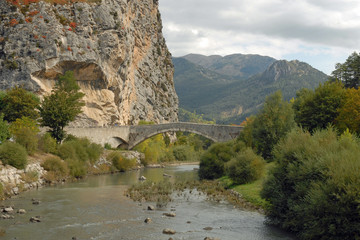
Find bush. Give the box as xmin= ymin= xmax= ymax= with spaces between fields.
xmin=198 ymin=141 xmax=239 ymax=180
xmin=9 ymin=117 xmax=39 ymax=155
xmin=226 ymin=148 xmax=265 ymax=184
xmin=172 ymin=145 xmax=196 ymax=162
xmin=41 ymin=156 xmax=68 ymax=182
xmin=261 ymin=128 xmax=360 ymax=239
xmin=38 ymin=133 xmax=57 ymax=154
xmin=67 ymin=159 xmax=87 ymax=178
xmin=0 ymin=142 xmax=27 ymax=169
xmin=107 ymin=151 xmax=136 ymax=172
xmin=57 ymin=137 xmax=103 ymax=163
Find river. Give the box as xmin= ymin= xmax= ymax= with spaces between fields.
xmin=0 ymin=165 xmax=296 ymax=240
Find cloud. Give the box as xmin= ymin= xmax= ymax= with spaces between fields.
xmin=159 ymin=0 xmax=360 ymax=73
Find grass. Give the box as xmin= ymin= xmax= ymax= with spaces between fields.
xmin=231 ymin=162 xmax=274 ymax=209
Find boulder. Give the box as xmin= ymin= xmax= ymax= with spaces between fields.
xmin=144 ymin=217 xmax=152 ymax=223
xmin=17 ymin=209 xmax=26 ymax=214
xmin=163 ymin=212 xmax=176 ymax=217
xmin=3 ymin=207 xmax=13 ymax=213
xmin=30 ymin=216 xmax=41 ymax=223
xmin=162 ymin=228 xmax=176 ymax=235
xmin=1 ymin=214 xmax=14 ymax=219
xmin=147 ymin=205 xmax=155 ymax=211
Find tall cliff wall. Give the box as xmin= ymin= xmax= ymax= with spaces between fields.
xmin=0 ymin=0 xmax=178 ymax=126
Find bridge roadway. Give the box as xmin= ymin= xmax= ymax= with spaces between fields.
xmin=66 ymin=122 xmax=243 ymax=149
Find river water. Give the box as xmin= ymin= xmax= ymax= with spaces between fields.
xmin=0 ymin=165 xmax=296 ymax=240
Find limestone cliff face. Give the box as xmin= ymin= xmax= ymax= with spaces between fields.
xmin=0 ymin=0 xmax=178 ymax=126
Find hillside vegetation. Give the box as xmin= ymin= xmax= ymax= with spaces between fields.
xmin=174 ymin=54 xmax=328 ymax=124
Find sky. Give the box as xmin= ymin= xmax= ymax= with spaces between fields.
xmin=158 ymin=0 xmax=360 ymax=74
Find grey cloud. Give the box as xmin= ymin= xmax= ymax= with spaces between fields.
xmin=160 ymin=0 xmax=360 ymax=49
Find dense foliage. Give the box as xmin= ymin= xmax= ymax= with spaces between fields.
xmin=9 ymin=117 xmax=39 ymax=154
xmin=225 ymin=148 xmax=265 ymax=185
xmin=174 ymin=56 xmax=327 ymax=123
xmin=0 ymin=114 xmax=10 ymax=143
xmin=0 ymin=142 xmax=27 ymax=169
xmin=0 ymin=86 xmax=40 ymax=122
xmin=198 ymin=141 xmax=237 ymax=180
xmin=330 ymin=51 xmax=360 ymax=89
xmin=41 ymin=156 xmax=69 ymax=182
xmin=39 ymin=71 xmax=84 ymax=142
xmin=261 ymin=128 xmax=360 ymax=239
xmin=240 ymin=91 xmax=295 ymax=160
xmin=107 ymin=151 xmax=136 ymax=172
xmin=293 ymin=81 xmax=346 ymax=133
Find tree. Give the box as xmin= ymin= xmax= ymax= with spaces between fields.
xmin=39 ymin=71 xmax=84 ymax=142
xmin=0 ymin=86 xmax=40 ymax=122
xmin=293 ymin=81 xmax=346 ymax=133
xmin=336 ymin=87 xmax=360 ymax=134
xmin=0 ymin=114 xmax=10 ymax=143
xmin=240 ymin=91 xmax=295 ymax=160
xmin=330 ymin=51 xmax=360 ymax=88
xmin=261 ymin=128 xmax=360 ymax=239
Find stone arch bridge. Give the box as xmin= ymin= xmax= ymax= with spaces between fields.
xmin=66 ymin=122 xmax=243 ymax=149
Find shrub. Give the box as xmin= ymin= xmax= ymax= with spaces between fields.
xmin=41 ymin=156 xmax=68 ymax=182
xmin=38 ymin=133 xmax=57 ymax=154
xmin=0 ymin=142 xmax=27 ymax=169
xmin=198 ymin=141 xmax=238 ymax=180
xmin=261 ymin=128 xmax=360 ymax=239
xmin=66 ymin=159 xmax=86 ymax=178
xmin=107 ymin=151 xmax=136 ymax=172
xmin=104 ymin=143 xmax=112 ymax=150
xmin=225 ymin=148 xmax=265 ymax=184
xmin=9 ymin=117 xmax=39 ymax=155
xmin=21 ymin=170 xmax=39 ymax=183
xmin=57 ymin=137 xmax=102 ymax=163
xmin=172 ymin=145 xmax=194 ymax=162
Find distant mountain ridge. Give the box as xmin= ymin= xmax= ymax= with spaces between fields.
xmin=182 ymin=53 xmax=276 ymax=79
xmin=173 ymin=54 xmax=328 ymax=124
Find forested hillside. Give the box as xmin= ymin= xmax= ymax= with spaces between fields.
xmin=174 ymin=54 xmax=328 ymax=124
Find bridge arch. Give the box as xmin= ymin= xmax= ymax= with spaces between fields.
xmin=129 ymin=128 xmax=218 ymax=149
xmin=107 ymin=136 xmax=129 ymax=149
xmin=128 ymin=123 xmax=242 ymax=149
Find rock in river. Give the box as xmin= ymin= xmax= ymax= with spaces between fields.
xmin=163 ymin=212 xmax=176 ymax=217
xmin=162 ymin=228 xmax=176 ymax=235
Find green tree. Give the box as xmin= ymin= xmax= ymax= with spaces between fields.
xmin=39 ymin=71 xmax=84 ymax=142
xmin=240 ymin=91 xmax=295 ymax=160
xmin=261 ymin=128 xmax=360 ymax=239
xmin=293 ymin=81 xmax=346 ymax=133
xmin=0 ymin=86 xmax=40 ymax=122
xmin=330 ymin=51 xmax=360 ymax=88
xmin=335 ymin=87 xmax=360 ymax=134
xmin=0 ymin=114 xmax=10 ymax=143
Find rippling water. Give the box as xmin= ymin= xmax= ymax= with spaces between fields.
xmin=0 ymin=165 xmax=296 ymax=240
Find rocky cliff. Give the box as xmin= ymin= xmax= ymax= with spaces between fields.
xmin=0 ymin=0 xmax=178 ymax=126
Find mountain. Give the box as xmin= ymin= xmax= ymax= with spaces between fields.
xmin=174 ymin=55 xmax=328 ymax=124
xmin=182 ymin=53 xmax=276 ymax=79
xmin=0 ymin=0 xmax=178 ymax=126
